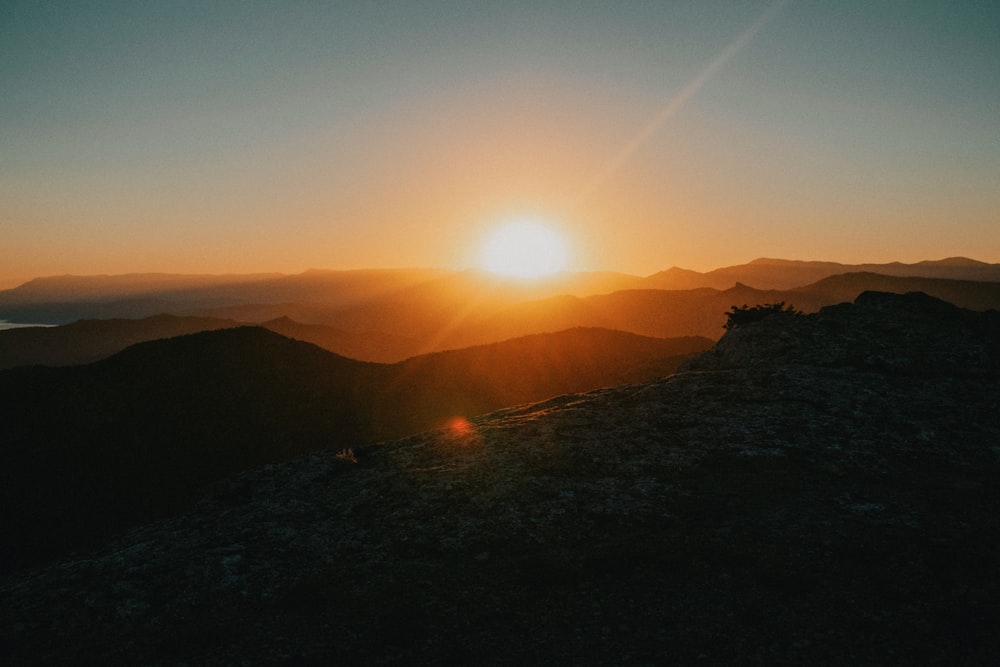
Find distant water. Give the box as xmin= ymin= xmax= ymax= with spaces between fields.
xmin=0 ymin=320 xmax=57 ymax=330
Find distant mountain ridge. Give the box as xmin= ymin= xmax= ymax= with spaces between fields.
xmin=786 ymin=272 xmax=1000 ymax=312
xmin=2 ymin=258 xmax=998 ymax=326
xmin=643 ymin=256 xmax=1000 ymax=290
xmin=3 ymin=269 xmax=999 ymax=369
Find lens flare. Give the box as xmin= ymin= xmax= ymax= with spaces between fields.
xmin=445 ymin=416 xmax=475 ymax=436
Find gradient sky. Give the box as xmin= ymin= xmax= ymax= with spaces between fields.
xmin=2 ymin=1 xmax=998 ymax=287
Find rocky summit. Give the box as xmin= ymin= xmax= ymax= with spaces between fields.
xmin=2 ymin=292 xmax=999 ymax=665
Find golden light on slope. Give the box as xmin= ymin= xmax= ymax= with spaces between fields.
xmin=477 ymin=220 xmax=570 ymax=279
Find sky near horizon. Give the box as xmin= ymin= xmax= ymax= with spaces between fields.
xmin=2 ymin=1 xmax=998 ymax=288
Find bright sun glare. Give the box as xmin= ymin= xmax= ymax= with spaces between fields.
xmin=478 ymin=220 xmax=569 ymax=279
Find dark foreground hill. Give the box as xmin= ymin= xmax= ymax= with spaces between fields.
xmin=2 ymin=292 xmax=998 ymax=665
xmin=0 ymin=326 xmax=707 ymax=572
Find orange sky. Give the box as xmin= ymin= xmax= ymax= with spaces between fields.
xmin=2 ymin=2 xmax=998 ymax=288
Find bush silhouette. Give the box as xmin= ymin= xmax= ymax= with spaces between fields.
xmin=724 ymin=302 xmax=802 ymax=330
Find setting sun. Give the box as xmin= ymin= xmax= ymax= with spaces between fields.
xmin=478 ymin=220 xmax=570 ymax=279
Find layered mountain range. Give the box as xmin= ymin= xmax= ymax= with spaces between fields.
xmin=3 ymin=257 xmax=1000 ymax=368
xmin=2 ymin=291 xmax=997 ymax=665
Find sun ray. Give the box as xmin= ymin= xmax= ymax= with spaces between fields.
xmin=572 ymin=0 xmax=789 ymax=206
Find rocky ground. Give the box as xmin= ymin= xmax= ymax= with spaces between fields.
xmin=2 ymin=291 xmax=999 ymax=665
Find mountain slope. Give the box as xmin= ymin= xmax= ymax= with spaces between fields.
xmin=0 ymin=328 xmax=380 ymax=572
xmin=375 ymin=328 xmax=710 ymax=439
xmin=0 ymin=326 xmax=708 ymax=572
xmin=259 ymin=315 xmax=421 ymax=362
xmin=2 ymin=292 xmax=997 ymax=664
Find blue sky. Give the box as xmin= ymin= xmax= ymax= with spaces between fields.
xmin=2 ymin=1 xmax=998 ymax=285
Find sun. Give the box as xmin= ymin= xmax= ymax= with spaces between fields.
xmin=477 ymin=220 xmax=569 ymax=279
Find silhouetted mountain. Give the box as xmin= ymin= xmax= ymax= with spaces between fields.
xmin=0 ymin=268 xmax=447 ymax=324
xmin=259 ymin=315 xmax=422 ymax=363
xmin=0 ymin=268 xmax=635 ymax=325
xmin=372 ymin=329 xmax=711 ymax=439
xmin=787 ymin=271 xmax=1000 ymax=311
xmin=0 ymin=272 xmax=282 ymax=303
xmin=454 ymin=274 xmax=1000 ymax=344
xmin=2 ymin=292 xmax=996 ymax=664
xmin=0 ymin=314 xmax=242 ymax=369
xmin=5 ymin=272 xmax=1000 ymax=369
xmin=447 ymin=283 xmax=807 ymax=344
xmin=642 ymin=256 xmax=1000 ymax=290
xmin=0 ymin=313 xmax=422 ymax=369
xmin=197 ymin=271 xmax=1000 ymax=351
xmin=0 ymin=326 xmax=708 ymax=571
xmin=5 ymin=259 xmax=997 ymax=327
xmin=206 ymin=269 xmax=646 ymax=338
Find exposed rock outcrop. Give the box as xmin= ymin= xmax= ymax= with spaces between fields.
xmin=2 ymin=292 xmax=998 ymax=665
xmin=685 ymin=290 xmax=1000 ymax=376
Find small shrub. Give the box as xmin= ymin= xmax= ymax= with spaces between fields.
xmin=724 ymin=302 xmax=802 ymax=330
xmin=335 ymin=448 xmax=358 ymax=463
